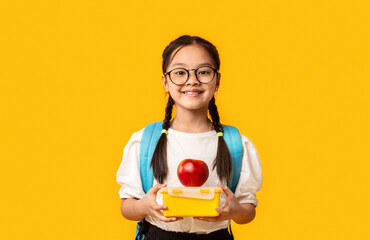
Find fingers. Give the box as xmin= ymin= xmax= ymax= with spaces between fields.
xmin=195 ymin=209 xmax=229 ymax=222
xmin=146 ymin=184 xmax=184 ymax=222
xmin=217 ymin=206 xmax=230 ymax=217
xmin=152 ymin=205 xmax=167 ymax=211
xmin=149 ymin=204 xmax=183 ymax=222
xmin=149 ymin=183 xmax=167 ymax=194
xmin=194 ymin=185 xmax=234 ymax=222
xmin=218 ymin=184 xmax=233 ymax=197
xmin=194 ymin=205 xmax=230 ymax=222
xmin=215 ymin=207 xmax=223 ymax=213
xmin=152 ymin=209 xmax=183 ymax=222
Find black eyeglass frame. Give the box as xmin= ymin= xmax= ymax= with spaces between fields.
xmin=164 ymin=66 xmax=219 ymax=86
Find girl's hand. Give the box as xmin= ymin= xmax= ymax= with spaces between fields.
xmin=139 ymin=184 xmax=183 ymax=222
xmin=194 ymin=184 xmax=255 ymax=223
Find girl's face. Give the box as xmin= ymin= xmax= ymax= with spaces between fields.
xmin=162 ymin=44 xmax=220 ymax=113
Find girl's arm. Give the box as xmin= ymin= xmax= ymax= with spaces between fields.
xmin=195 ymin=184 xmax=256 ymax=224
xmin=121 ymin=184 xmax=183 ymax=222
xmin=228 ymin=203 xmax=256 ymax=224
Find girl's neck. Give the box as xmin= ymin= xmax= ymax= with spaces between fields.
xmin=170 ymin=107 xmax=213 ymax=133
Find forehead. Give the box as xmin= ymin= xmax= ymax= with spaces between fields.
xmin=169 ymin=44 xmax=213 ymax=68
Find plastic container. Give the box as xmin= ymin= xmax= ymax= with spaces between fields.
xmin=159 ymin=187 xmax=222 ymax=217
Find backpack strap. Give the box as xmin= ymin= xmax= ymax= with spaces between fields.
xmin=223 ymin=125 xmax=243 ymax=193
xmin=136 ymin=121 xmax=163 ymax=240
xmin=139 ymin=121 xmax=163 ymax=193
xmin=135 ymin=219 xmax=149 ymax=240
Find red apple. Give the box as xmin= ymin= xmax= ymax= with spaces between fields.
xmin=177 ymin=159 xmax=209 ymax=187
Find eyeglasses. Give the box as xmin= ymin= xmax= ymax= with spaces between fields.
xmin=164 ymin=66 xmax=218 ymax=86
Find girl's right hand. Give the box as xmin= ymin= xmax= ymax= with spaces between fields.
xmin=138 ymin=184 xmax=183 ymax=222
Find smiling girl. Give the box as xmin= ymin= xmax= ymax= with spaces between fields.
xmin=116 ymin=35 xmax=262 ymax=240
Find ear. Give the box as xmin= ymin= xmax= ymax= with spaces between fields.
xmin=162 ymin=74 xmax=169 ymax=92
xmin=215 ymin=72 xmax=221 ymax=91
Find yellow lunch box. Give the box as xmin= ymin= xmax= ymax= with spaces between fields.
xmin=159 ymin=187 xmax=222 ymax=217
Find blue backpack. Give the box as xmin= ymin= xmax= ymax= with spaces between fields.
xmin=135 ymin=121 xmax=243 ymax=240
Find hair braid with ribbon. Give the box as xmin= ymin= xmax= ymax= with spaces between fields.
xmin=208 ymin=96 xmax=232 ymax=182
xmin=150 ymin=95 xmax=174 ymax=183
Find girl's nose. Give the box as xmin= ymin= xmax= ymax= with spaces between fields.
xmin=186 ymin=71 xmax=200 ymax=85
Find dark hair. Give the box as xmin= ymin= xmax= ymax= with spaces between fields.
xmin=150 ymin=35 xmax=232 ymax=184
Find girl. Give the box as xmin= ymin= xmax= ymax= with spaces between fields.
xmin=116 ymin=35 xmax=262 ymax=240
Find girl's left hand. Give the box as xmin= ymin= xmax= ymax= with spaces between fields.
xmin=194 ymin=184 xmax=245 ymax=222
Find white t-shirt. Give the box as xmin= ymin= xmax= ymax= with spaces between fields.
xmin=116 ymin=127 xmax=262 ymax=234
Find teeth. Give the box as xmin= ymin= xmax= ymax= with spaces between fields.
xmin=184 ymin=92 xmax=201 ymax=94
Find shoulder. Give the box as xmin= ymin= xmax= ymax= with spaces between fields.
xmin=239 ymin=134 xmax=261 ymax=170
xmin=126 ymin=128 xmax=144 ymax=143
xmin=126 ymin=121 xmax=163 ymax=144
xmin=222 ymin=124 xmax=258 ymax=150
xmin=240 ymin=134 xmax=258 ymax=153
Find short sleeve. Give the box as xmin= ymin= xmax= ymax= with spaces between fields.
xmin=116 ymin=129 xmax=146 ymax=199
xmin=234 ymin=134 xmax=263 ymax=207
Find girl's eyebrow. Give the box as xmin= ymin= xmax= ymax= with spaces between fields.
xmin=171 ymin=62 xmax=213 ymax=68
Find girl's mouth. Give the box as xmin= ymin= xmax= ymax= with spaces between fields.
xmin=182 ymin=91 xmax=203 ymax=96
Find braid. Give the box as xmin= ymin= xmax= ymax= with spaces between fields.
xmin=150 ymin=95 xmax=174 ymax=183
xmin=208 ymin=96 xmax=223 ymax=133
xmin=208 ymin=96 xmax=232 ymax=182
xmin=162 ymin=95 xmax=174 ymax=130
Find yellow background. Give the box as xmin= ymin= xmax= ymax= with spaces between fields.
xmin=1 ymin=0 xmax=369 ymax=239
